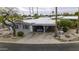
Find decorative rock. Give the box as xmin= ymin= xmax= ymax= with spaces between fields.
xmin=11 ymin=37 xmax=17 ymax=39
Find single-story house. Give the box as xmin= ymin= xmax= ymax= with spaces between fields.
xmin=16 ymin=17 xmax=59 ymax=32
xmin=22 ymin=17 xmax=59 ymax=32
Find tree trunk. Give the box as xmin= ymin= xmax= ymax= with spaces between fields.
xmin=3 ymin=16 xmax=16 ymax=37
xmin=8 ymin=19 xmax=16 ymax=37
xmin=12 ymin=26 xmax=16 ymax=36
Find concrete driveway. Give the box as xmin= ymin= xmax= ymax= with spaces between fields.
xmin=15 ymin=32 xmax=60 ymax=44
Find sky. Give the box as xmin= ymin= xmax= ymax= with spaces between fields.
xmin=17 ymin=7 xmax=78 ymax=15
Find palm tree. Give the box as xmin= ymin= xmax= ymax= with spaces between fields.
xmin=54 ymin=7 xmax=59 ymax=37
xmin=37 ymin=7 xmax=38 ymax=15
xmin=29 ymin=7 xmax=31 ymax=16
xmin=76 ymin=7 xmax=79 ymax=34
xmin=32 ymin=7 xmax=34 ymax=16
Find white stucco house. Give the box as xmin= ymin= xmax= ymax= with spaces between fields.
xmin=21 ymin=17 xmax=59 ymax=32
xmin=9 ymin=17 xmax=58 ymax=32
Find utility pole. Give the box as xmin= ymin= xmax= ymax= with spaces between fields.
xmin=76 ymin=7 xmax=79 ymax=34
xmin=54 ymin=7 xmax=59 ymax=37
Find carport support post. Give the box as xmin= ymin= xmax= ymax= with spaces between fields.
xmin=43 ymin=26 xmax=46 ymax=32
xmin=30 ymin=25 xmax=33 ymax=32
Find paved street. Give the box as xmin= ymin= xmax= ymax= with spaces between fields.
xmin=0 ymin=43 xmax=79 ymax=51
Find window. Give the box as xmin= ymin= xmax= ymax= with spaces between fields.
xmin=15 ymin=24 xmax=19 ymax=29
xmin=23 ymin=24 xmax=29 ymax=29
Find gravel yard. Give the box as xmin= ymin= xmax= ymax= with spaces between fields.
xmin=0 ymin=29 xmax=79 ymax=44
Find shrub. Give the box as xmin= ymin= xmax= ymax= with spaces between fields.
xmin=17 ymin=31 xmax=24 ymax=37
xmin=33 ymin=14 xmax=40 ymax=19
xmin=65 ymin=34 xmax=70 ymax=38
xmin=57 ymin=19 xmax=78 ymax=29
xmin=70 ymin=21 xmax=77 ymax=28
xmin=59 ymin=19 xmax=73 ymax=28
xmin=62 ymin=27 xmax=69 ymax=32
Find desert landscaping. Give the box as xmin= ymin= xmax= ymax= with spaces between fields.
xmin=0 ymin=7 xmax=79 ymax=44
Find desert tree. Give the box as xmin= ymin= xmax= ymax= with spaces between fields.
xmin=0 ymin=7 xmax=20 ymax=36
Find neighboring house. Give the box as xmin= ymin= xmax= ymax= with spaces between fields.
xmin=61 ymin=16 xmax=78 ymax=20
xmin=51 ymin=16 xmax=63 ymax=19
xmin=51 ymin=16 xmax=78 ymax=20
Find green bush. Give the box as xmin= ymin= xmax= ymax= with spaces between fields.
xmin=58 ymin=19 xmax=73 ymax=28
xmin=57 ymin=19 xmax=78 ymax=29
xmin=62 ymin=27 xmax=69 ymax=32
xmin=57 ymin=19 xmax=74 ymax=32
xmin=17 ymin=31 xmax=24 ymax=37
xmin=33 ymin=14 xmax=40 ymax=19
xmin=0 ymin=16 xmax=4 ymax=23
xmin=70 ymin=21 xmax=77 ymax=28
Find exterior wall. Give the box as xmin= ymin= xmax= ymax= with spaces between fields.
xmin=14 ymin=22 xmax=31 ymax=32
xmin=14 ymin=22 xmax=55 ymax=32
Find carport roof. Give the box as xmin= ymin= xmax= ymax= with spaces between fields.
xmin=22 ymin=17 xmax=59 ymax=26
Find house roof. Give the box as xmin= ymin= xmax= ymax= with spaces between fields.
xmin=51 ymin=16 xmax=63 ymax=19
xmin=22 ymin=16 xmax=78 ymax=26
xmin=51 ymin=16 xmax=78 ymax=20
xmin=61 ymin=16 xmax=78 ymax=20
xmin=22 ymin=17 xmax=59 ymax=26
